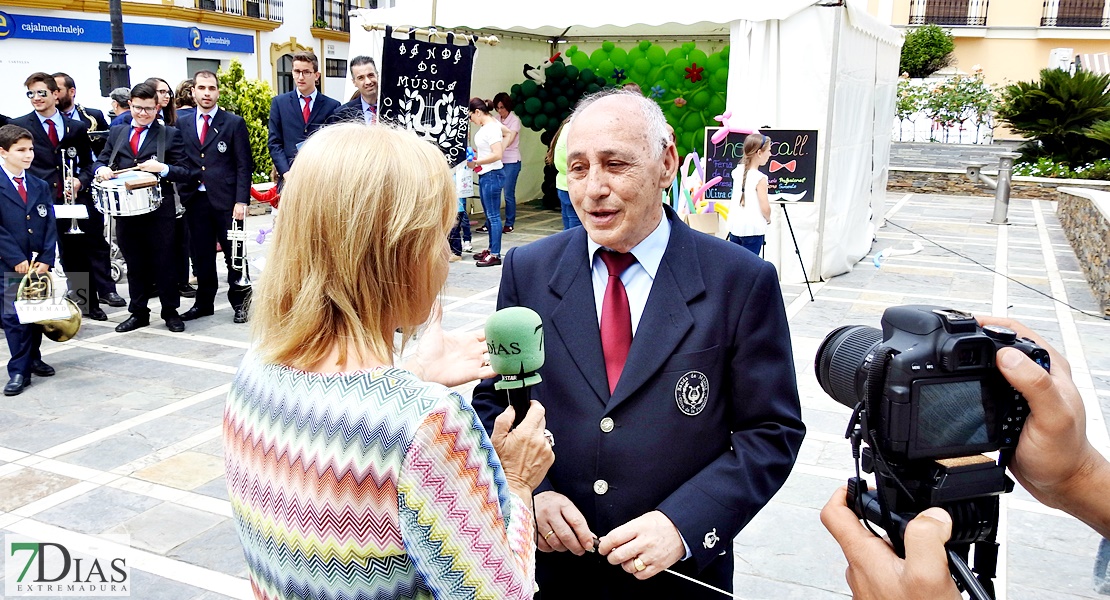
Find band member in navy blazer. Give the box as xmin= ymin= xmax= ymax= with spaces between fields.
xmin=0 ymin=125 xmax=59 ymax=396
xmin=12 ymin=72 xmax=112 ymax=322
xmin=472 ymin=91 xmax=805 ymax=598
xmin=176 ymin=70 xmax=254 ymax=324
xmin=267 ymin=51 xmax=339 ymax=184
xmin=93 ymin=83 xmax=197 ymax=334
xmin=325 ymin=56 xmax=378 ymax=125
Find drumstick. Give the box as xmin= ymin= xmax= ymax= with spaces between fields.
xmin=112 ymin=166 xmax=142 ymax=175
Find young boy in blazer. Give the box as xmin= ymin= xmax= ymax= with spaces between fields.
xmin=0 ymin=124 xmax=59 ymax=396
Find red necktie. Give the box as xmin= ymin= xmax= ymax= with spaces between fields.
xmin=45 ymin=119 xmax=59 ymax=147
xmin=301 ymin=96 xmax=311 ymax=124
xmin=130 ymin=126 xmax=145 ymax=156
xmin=200 ymin=114 xmax=210 ymax=145
xmin=14 ymin=177 xmax=27 ymax=204
xmin=599 ymin=250 xmax=637 ymax=395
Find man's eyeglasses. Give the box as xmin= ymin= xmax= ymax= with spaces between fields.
xmin=131 ymin=106 xmax=159 ymax=114
xmin=25 ymin=90 xmax=51 ymax=98
xmin=292 ymin=69 xmax=316 ymax=77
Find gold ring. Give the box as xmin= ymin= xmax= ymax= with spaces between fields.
xmin=633 ymin=557 xmax=646 ymax=572
xmin=543 ymin=530 xmax=556 ymax=541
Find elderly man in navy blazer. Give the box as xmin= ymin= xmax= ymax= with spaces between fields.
xmin=267 ymin=51 xmax=339 ymax=184
xmin=176 ymin=70 xmax=254 ymax=324
xmin=472 ymin=90 xmax=805 ymax=598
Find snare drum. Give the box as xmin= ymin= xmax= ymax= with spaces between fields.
xmin=92 ymin=173 xmax=163 ymax=217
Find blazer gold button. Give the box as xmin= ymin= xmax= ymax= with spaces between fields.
xmin=26 ymin=215 xmax=30 ymax=220
xmin=200 ymin=153 xmax=205 ymax=158
xmin=593 ymin=480 xmax=608 ymax=495
xmin=600 ymin=417 xmax=614 ymax=433
xmin=27 ymin=228 xmax=33 ymax=233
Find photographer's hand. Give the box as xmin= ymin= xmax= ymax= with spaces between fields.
xmin=978 ymin=316 xmax=1110 ymax=539
xmin=821 ymin=487 xmax=961 ymax=600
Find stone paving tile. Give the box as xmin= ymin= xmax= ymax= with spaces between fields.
xmin=104 ymin=332 xmax=246 ymax=366
xmin=0 ymin=467 xmax=79 ymax=512
xmin=56 ymin=435 xmax=163 ymax=472
xmin=190 ymin=436 xmax=225 ymax=458
xmin=0 ymin=420 xmax=96 ymax=453
xmin=194 ymin=475 xmax=229 ymax=500
xmin=128 ymin=568 xmax=212 ymax=600
xmin=34 ymin=486 xmax=162 ymax=534
xmin=734 ymin=500 xmax=848 ymax=596
xmin=168 ymin=520 xmax=249 ymax=577
xmin=107 ymin=503 xmax=224 ymax=555
xmin=125 ymin=415 xmax=221 ymax=452
xmin=132 ymin=452 xmax=225 ymax=491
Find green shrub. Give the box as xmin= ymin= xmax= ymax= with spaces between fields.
xmin=1012 ymin=156 xmax=1110 ymax=181
xmin=217 ymin=60 xmax=275 ymax=183
xmin=899 ymin=25 xmax=955 ymax=79
xmin=997 ymin=68 xmax=1110 ymax=166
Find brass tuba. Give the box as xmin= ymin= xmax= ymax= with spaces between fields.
xmin=16 ymin=270 xmax=82 ymax=342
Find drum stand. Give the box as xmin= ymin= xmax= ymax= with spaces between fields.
xmin=104 ymin=215 xmax=126 ymax=283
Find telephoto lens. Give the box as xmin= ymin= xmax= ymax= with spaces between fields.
xmin=814 ymin=325 xmax=883 ymax=410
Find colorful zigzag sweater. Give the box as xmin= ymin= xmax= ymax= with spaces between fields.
xmin=224 ymin=354 xmax=536 ymax=599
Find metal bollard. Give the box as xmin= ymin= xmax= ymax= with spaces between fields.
xmin=989 ymin=152 xmax=1021 ymax=225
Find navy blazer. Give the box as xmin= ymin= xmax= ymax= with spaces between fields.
xmin=10 ymin=112 xmax=94 ymax=201
xmin=0 ymin=172 xmax=57 ymax=272
xmin=472 ymin=206 xmax=805 ymax=597
xmin=325 ymin=97 xmax=369 ymax=125
xmin=177 ymin=108 xmax=254 ymax=212
xmin=267 ymin=90 xmax=340 ymax=176
xmin=92 ymin=121 xmax=197 ymax=219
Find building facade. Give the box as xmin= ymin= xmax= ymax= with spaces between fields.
xmin=0 ymin=0 xmax=384 ymax=118
xmin=867 ymin=0 xmax=1110 ymax=85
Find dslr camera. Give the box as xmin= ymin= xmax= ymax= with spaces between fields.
xmin=815 ymin=306 xmax=1049 ymax=597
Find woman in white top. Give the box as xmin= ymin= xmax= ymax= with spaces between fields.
xmin=467 ymin=98 xmax=505 ymax=267
xmin=726 ymin=133 xmax=772 ymax=255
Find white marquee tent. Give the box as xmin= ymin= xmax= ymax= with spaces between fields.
xmin=349 ymin=0 xmax=903 ymax=282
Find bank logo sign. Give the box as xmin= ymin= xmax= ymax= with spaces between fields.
xmin=5 ymin=534 xmax=130 ymax=596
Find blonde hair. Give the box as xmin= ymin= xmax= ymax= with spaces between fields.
xmin=738 ymin=133 xmax=770 ymax=207
xmin=251 ymin=123 xmax=455 ymax=370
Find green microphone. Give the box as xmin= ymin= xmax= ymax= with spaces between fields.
xmin=485 ymin=306 xmax=545 ymax=426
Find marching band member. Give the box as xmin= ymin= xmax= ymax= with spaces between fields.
xmin=177 ymin=70 xmax=254 ymax=324
xmin=11 ymin=72 xmax=107 ymax=321
xmin=53 ymin=72 xmax=126 ymax=310
xmin=267 ymin=51 xmax=338 ymax=187
xmin=327 ymin=55 xmax=378 ymax=124
xmin=0 ymin=124 xmax=58 ymax=396
xmin=93 ymin=83 xmax=197 ymax=333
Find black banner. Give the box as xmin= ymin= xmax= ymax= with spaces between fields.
xmin=379 ymin=29 xmax=475 ymax=166
xmin=704 ymin=127 xmax=819 ymax=203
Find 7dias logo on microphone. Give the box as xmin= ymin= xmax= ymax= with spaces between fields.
xmin=5 ymin=534 xmax=130 ymax=596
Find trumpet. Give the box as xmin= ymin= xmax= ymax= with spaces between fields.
xmin=61 ymin=146 xmax=83 ymax=235
xmin=227 ymin=219 xmax=252 ymax=288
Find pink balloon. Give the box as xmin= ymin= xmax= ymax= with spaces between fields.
xmin=712 ymin=111 xmax=757 ymax=145
xmin=692 ymin=176 xmax=723 ymax=203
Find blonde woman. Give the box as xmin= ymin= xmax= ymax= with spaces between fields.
xmin=224 ymin=123 xmax=554 ymax=599
xmin=726 ymin=133 xmax=773 ymax=255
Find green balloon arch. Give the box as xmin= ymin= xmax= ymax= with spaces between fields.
xmin=510 ymin=40 xmax=730 ymax=158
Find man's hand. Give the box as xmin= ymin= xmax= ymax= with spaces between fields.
xmin=67 ymin=177 xmax=82 ymax=195
xmin=14 ymin=261 xmax=29 ymax=274
xmin=404 ymin=302 xmax=494 ymax=387
xmin=598 ymin=511 xmax=685 ymax=580
xmin=138 ymin=159 xmax=166 ymax=174
xmin=233 ymin=203 xmax=247 ymax=221
xmin=820 ymin=487 xmax=961 ymax=600
xmin=535 ymin=491 xmax=596 ymax=555
xmin=32 ymin=262 xmax=49 ymax=275
xmin=95 ymin=167 xmax=115 ymax=181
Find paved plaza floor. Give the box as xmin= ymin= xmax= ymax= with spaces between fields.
xmin=1 ymin=192 xmax=1107 ymax=599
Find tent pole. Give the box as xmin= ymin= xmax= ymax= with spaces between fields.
xmin=815 ymin=3 xmax=842 ymax=284
xmin=431 ymin=0 xmax=437 ymax=27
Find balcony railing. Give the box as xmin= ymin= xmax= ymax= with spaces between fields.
xmin=197 ymin=0 xmax=283 ymax=22
xmin=908 ymin=0 xmax=990 ymax=26
xmin=313 ymin=0 xmax=375 ymax=32
xmin=1041 ymin=0 xmax=1109 ymax=27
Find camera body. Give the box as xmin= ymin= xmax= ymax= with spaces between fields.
xmin=816 ymin=305 xmax=1050 ymax=554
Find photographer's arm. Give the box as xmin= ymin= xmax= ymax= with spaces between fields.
xmin=979 ymin=316 xmax=1110 ymax=539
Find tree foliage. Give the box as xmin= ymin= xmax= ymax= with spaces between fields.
xmin=997 ymin=68 xmax=1110 ymax=165
xmin=217 ymin=60 xmax=275 ymax=182
xmin=899 ymin=25 xmax=955 ymax=79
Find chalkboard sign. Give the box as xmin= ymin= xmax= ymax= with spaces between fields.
xmin=703 ymin=127 xmax=819 ymax=203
